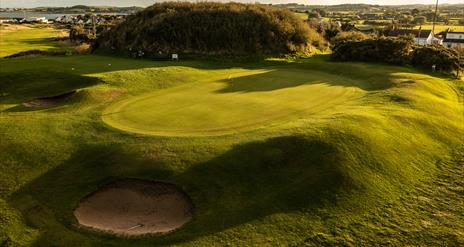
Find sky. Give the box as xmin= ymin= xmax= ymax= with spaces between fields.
xmin=0 ymin=0 xmax=462 ymax=8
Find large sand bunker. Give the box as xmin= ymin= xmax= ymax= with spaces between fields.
xmin=74 ymin=179 xmax=193 ymax=236
xmin=23 ymin=91 xmax=76 ymax=108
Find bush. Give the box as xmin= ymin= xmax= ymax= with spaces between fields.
xmin=97 ymin=2 xmax=322 ymax=56
xmin=331 ymin=31 xmax=370 ymax=45
xmin=75 ymin=43 xmax=92 ymax=54
xmin=331 ymin=36 xmax=413 ymax=65
xmin=411 ymin=46 xmax=463 ymax=72
xmin=69 ymin=25 xmax=89 ymax=42
xmin=332 ymin=35 xmax=463 ymax=73
xmin=413 ymin=16 xmax=426 ymax=25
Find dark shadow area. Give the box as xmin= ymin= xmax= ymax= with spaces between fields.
xmin=9 ymin=143 xmax=175 ymax=246
xmin=9 ymin=135 xmax=359 ymax=246
xmin=0 ymin=71 xmax=101 ymax=104
xmin=161 ymin=136 xmax=357 ymax=245
xmin=216 ymin=69 xmax=323 ymax=93
xmin=0 ymin=53 xmax=409 ymax=109
xmin=215 ymin=60 xmax=401 ymax=93
xmin=3 ymin=90 xmax=88 ymax=113
xmin=215 ymin=68 xmax=391 ymax=93
xmin=20 ymin=37 xmax=59 ymax=45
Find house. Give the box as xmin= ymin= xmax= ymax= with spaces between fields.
xmin=0 ymin=18 xmax=17 ymax=24
xmin=442 ymin=32 xmax=464 ymax=49
xmin=387 ymin=29 xmax=433 ymax=45
xmin=22 ymin=17 xmax=48 ymax=23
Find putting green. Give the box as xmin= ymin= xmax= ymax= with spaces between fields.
xmin=102 ymin=68 xmax=365 ymax=136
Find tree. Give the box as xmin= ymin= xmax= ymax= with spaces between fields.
xmin=414 ymin=16 xmax=427 ymax=25
xmin=400 ymin=15 xmax=414 ymax=24
xmin=323 ymin=26 xmax=340 ymax=41
xmin=97 ymin=2 xmax=325 ymax=55
xmin=69 ymin=25 xmax=88 ymax=42
xmin=308 ymin=11 xmax=321 ymax=19
xmin=313 ymin=8 xmax=326 ymax=17
xmin=411 ymin=8 xmax=420 ymax=16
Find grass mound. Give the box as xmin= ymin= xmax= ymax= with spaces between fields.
xmin=97 ymin=2 xmax=324 ymax=55
xmin=74 ymin=179 xmax=193 ymax=236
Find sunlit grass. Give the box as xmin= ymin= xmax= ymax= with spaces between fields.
xmin=0 ymin=53 xmax=462 ymax=246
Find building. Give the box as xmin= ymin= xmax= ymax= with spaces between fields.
xmin=442 ymin=32 xmax=464 ymax=49
xmin=0 ymin=18 xmax=17 ymax=24
xmin=387 ymin=29 xmax=433 ymax=45
xmin=22 ymin=17 xmax=48 ymax=23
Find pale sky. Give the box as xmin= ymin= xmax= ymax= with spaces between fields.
xmin=0 ymin=0 xmax=462 ymax=8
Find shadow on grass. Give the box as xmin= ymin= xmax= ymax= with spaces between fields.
xmin=215 ymin=65 xmax=394 ymax=93
xmin=0 ymin=54 xmax=401 ymax=105
xmin=0 ymin=71 xmax=102 ymax=105
xmin=9 ymin=135 xmax=358 ymax=246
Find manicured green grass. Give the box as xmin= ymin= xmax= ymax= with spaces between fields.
xmin=0 ymin=24 xmax=71 ymax=57
xmin=0 ymin=53 xmax=463 ymax=246
xmin=102 ymin=67 xmax=364 ymax=136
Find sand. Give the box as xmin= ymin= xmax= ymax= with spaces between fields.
xmin=22 ymin=91 xmax=76 ymax=108
xmin=74 ymin=179 xmax=193 ymax=236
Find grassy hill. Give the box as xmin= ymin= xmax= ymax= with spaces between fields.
xmin=97 ymin=2 xmax=325 ymax=55
xmin=0 ymin=52 xmax=463 ymax=246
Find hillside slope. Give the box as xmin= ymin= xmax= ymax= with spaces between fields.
xmin=0 ymin=55 xmax=463 ymax=246
xmin=97 ymin=2 xmax=323 ymax=55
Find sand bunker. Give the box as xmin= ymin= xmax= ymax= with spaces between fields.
xmin=74 ymin=179 xmax=193 ymax=236
xmin=23 ymin=91 xmax=76 ymax=108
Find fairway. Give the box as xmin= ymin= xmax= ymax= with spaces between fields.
xmin=103 ymin=68 xmax=363 ymax=136
xmin=0 ymin=24 xmax=70 ymax=57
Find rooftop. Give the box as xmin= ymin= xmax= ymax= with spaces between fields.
xmin=388 ymin=29 xmax=432 ymax=39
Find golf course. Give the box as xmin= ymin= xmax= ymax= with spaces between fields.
xmin=1 ymin=9 xmax=464 ymax=247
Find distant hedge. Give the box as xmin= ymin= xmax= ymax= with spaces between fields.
xmin=332 ymin=36 xmax=463 ymax=73
xmin=332 ymin=36 xmax=413 ymax=65
xmin=97 ymin=2 xmax=324 ymax=56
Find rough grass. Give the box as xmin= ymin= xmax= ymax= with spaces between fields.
xmin=0 ymin=24 xmax=71 ymax=57
xmin=0 ymin=53 xmax=463 ymax=247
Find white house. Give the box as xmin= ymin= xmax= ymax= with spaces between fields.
xmin=23 ymin=17 xmax=48 ymax=23
xmin=442 ymin=32 xmax=464 ymax=49
xmin=387 ymin=29 xmax=433 ymax=45
xmin=0 ymin=18 xmax=17 ymax=24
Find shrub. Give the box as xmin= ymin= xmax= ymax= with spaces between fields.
xmin=413 ymin=16 xmax=426 ymax=25
xmin=331 ymin=31 xmax=370 ymax=45
xmin=332 ymin=35 xmax=463 ymax=73
xmin=69 ymin=25 xmax=89 ymax=42
xmin=75 ymin=43 xmax=91 ymax=54
xmin=332 ymin=36 xmax=413 ymax=65
xmin=97 ymin=2 xmax=321 ymax=56
xmin=411 ymin=46 xmax=463 ymax=72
